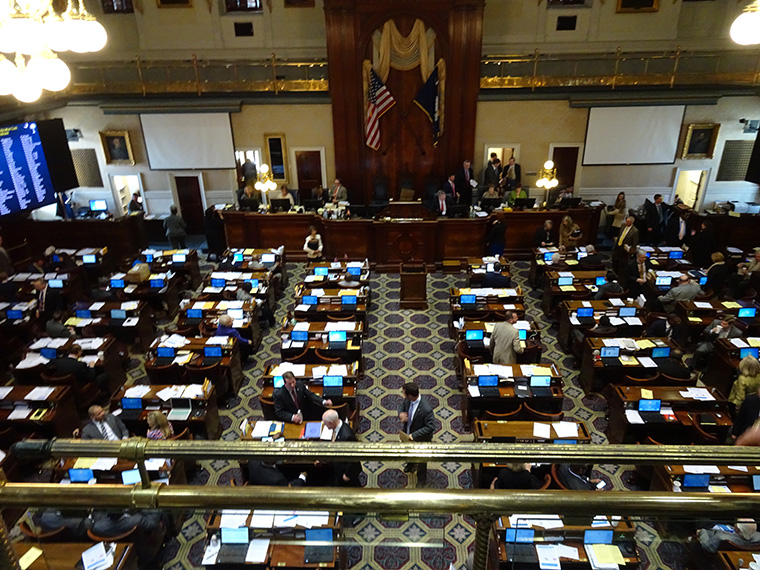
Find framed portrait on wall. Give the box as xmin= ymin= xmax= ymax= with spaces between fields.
xmin=616 ymin=0 xmax=659 ymax=13
xmin=157 ymin=0 xmax=191 ymax=7
xmin=681 ymin=123 xmax=720 ymax=160
xmin=100 ymin=131 xmax=136 ymax=165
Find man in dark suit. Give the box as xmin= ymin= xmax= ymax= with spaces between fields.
xmin=429 ymin=190 xmax=454 ymax=217
xmin=483 ymin=157 xmax=502 ymax=188
xmin=502 ymin=157 xmax=521 ymax=191
xmin=27 ymin=257 xmax=47 ymax=275
xmin=533 ymin=220 xmax=555 ymax=248
xmin=82 ymin=405 xmax=129 ymax=440
xmin=664 ymin=210 xmax=689 ymax=247
xmin=613 ymin=216 xmax=639 ymax=274
xmin=442 ymin=174 xmax=458 ymax=202
xmin=453 ymin=159 xmax=474 ymax=205
xmin=643 ymin=194 xmax=668 ymax=244
xmin=0 ymin=272 xmax=18 ymax=302
xmin=625 ymin=250 xmax=653 ymax=297
xmin=248 ymin=461 xmax=307 ymax=487
xmin=319 ymin=409 xmax=362 ymax=487
xmin=33 ymin=278 xmax=63 ymax=324
xmin=398 ymin=382 xmax=436 ymax=487
xmin=46 ymin=344 xmax=109 ymax=392
xmin=693 ymin=315 xmax=743 ymax=370
xmin=273 ymin=371 xmax=332 ymax=423
xmin=594 ymin=271 xmax=623 ymax=300
xmin=656 ymin=348 xmax=690 ymax=379
xmin=647 ymin=313 xmax=685 ymax=345
xmin=579 ymin=244 xmax=603 ymax=268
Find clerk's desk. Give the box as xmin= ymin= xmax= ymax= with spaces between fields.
xmin=578 ymin=337 xmax=681 ymax=393
xmin=146 ymin=336 xmax=243 ymax=397
xmin=293 ymin=286 xmax=369 ymax=335
xmin=19 ymin=336 xmax=125 ymax=393
xmin=176 ymin=298 xmax=261 ymax=349
xmin=139 ymin=248 xmax=202 ymax=290
xmin=557 ymin=300 xmax=643 ymax=354
xmin=650 ymin=464 xmax=760 ymax=493
xmin=467 ymin=256 xmax=511 ymax=286
xmin=280 ymin=321 xmax=363 ymax=366
xmin=14 ymin=543 xmax=137 ymax=570
xmin=703 ymin=337 xmax=760 ymax=397
xmin=676 ymin=299 xmax=760 ymax=339
xmin=605 ymin=384 xmax=731 ymax=444
xmin=67 ymin=299 xmax=155 ymax=352
xmin=0 ymin=385 xmax=79 ymax=438
xmin=111 ymin=383 xmax=220 ymax=439
xmin=461 ymin=361 xmax=564 ymax=423
xmin=541 ymin=270 xmax=607 ymax=317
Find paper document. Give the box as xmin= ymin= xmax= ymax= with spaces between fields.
xmin=730 ymin=338 xmax=749 ymax=349
xmin=0 ymin=387 xmax=13 ymax=399
xmin=26 ymin=387 xmax=54 ymax=401
xmin=81 ymin=542 xmax=113 ymax=570
xmin=558 ymin=544 xmax=579 ymax=560
xmin=640 ymin=388 xmax=654 ymax=400
xmin=625 ymin=410 xmax=644 ymax=424
xmin=251 ymin=421 xmax=274 ymax=438
xmin=18 ymin=546 xmax=42 ymax=570
xmin=246 ymin=539 xmax=270 ymax=563
xmin=320 ymin=424 xmax=334 ymax=441
xmin=553 ymin=421 xmax=579 ymax=438
xmin=638 ymin=357 xmax=657 ymax=368
xmin=220 ymin=509 xmax=251 ymax=528
xmin=533 ymin=423 xmax=551 ymax=439
xmin=467 ymin=385 xmax=480 ymax=398
xmin=684 ymin=465 xmax=720 ymax=474
xmin=590 ymin=544 xmax=625 ymax=564
xmin=124 ymin=385 xmax=151 ymax=398
xmin=249 ymin=510 xmax=276 ymax=528
xmin=536 ymin=545 xmax=561 ymax=570
xmin=206 ymin=336 xmax=229 ymax=345
xmin=91 ymin=458 xmax=118 ymax=471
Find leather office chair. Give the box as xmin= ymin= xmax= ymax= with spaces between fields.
xmin=40 ymin=371 xmax=100 ymax=415
xmin=258 ymin=396 xmax=276 ymax=421
xmin=19 ymin=519 xmax=68 ymax=541
xmin=658 ymin=372 xmax=694 ymax=386
xmin=145 ymin=362 xmax=186 ymax=385
xmin=482 ymin=405 xmax=523 ymax=421
xmin=314 ymin=348 xmax=342 ymax=364
xmin=523 ymin=402 xmax=564 ymax=422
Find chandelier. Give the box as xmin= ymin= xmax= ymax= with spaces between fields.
xmin=254 ymin=164 xmax=278 ymax=195
xmin=0 ymin=0 xmax=107 ymax=103
xmin=731 ymin=1 xmax=760 ymax=46
xmin=535 ymin=160 xmax=558 ymax=189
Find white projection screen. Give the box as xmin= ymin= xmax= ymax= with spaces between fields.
xmin=583 ymin=105 xmax=686 ymax=165
xmin=140 ymin=113 xmax=236 ymax=170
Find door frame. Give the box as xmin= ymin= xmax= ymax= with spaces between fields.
xmin=671 ymin=167 xmax=711 ymax=212
xmin=169 ymin=172 xmax=207 ymax=216
xmin=109 ymin=172 xmax=145 ymax=217
xmin=290 ymin=147 xmax=327 ymax=190
xmin=549 ymin=142 xmax=584 ymax=189
xmin=482 ymin=144 xmax=521 ymax=170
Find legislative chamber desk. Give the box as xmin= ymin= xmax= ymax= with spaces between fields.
xmin=675 ymin=299 xmax=760 ymax=340
xmin=0 ymin=385 xmax=80 ymax=438
xmin=557 ymin=300 xmax=643 ymax=353
xmin=140 ymin=248 xmax=202 ymax=290
xmin=703 ymin=337 xmax=760 ymax=397
xmin=718 ymin=550 xmax=760 ymax=570
xmin=650 ymin=464 xmax=760 ymax=493
xmin=222 ymin=205 xmax=603 ymax=266
xmin=541 ymin=270 xmax=607 ymax=317
xmin=14 ymin=543 xmax=137 ymax=570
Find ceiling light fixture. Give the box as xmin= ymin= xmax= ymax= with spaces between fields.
xmin=730 ymin=1 xmax=760 ymax=46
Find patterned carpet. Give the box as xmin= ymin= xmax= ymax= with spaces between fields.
xmin=77 ymin=255 xmax=688 ymax=569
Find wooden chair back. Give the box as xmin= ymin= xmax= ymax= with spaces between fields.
xmin=523 ymin=403 xmax=563 ymax=422
xmin=259 ymin=396 xmax=276 ymax=421
xmin=482 ymin=405 xmax=524 ymax=421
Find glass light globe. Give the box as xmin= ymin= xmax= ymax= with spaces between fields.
xmin=44 ymin=17 xmax=73 ymax=52
xmin=5 ymin=18 xmax=47 ymax=55
xmin=730 ymin=9 xmax=760 ymax=45
xmin=551 ymin=179 xmax=559 ymax=188
xmin=543 ymin=160 xmax=555 ymax=170
xmin=12 ymin=70 xmax=42 ymax=103
xmin=0 ymin=57 xmax=19 ymax=96
xmin=536 ymin=179 xmax=545 ymax=188
xmin=27 ymin=56 xmax=71 ymax=92
xmin=267 ymin=180 xmax=277 ymax=191
xmin=81 ymin=19 xmax=107 ymax=52
xmin=259 ymin=164 xmax=269 ymax=174
xmin=0 ymin=25 xmax=17 ymax=54
xmin=254 ymin=181 xmax=263 ymax=190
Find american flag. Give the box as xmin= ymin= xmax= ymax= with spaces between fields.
xmin=366 ymin=68 xmax=396 ymax=150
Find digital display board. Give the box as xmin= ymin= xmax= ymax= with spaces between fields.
xmin=0 ymin=122 xmax=56 ymax=216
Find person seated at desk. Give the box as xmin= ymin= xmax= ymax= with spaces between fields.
xmin=89 ymin=277 xmax=117 ymax=302
xmin=237 ymin=181 xmax=260 ymax=209
xmin=315 ymin=409 xmax=362 ymax=487
xmin=491 ymin=463 xmax=543 ymax=490
xmin=571 ymin=315 xmax=616 ymax=346
xmin=490 ymin=310 xmax=524 ymax=365
xmin=34 ymin=277 xmax=63 ymax=323
xmin=216 ymin=314 xmax=251 ymax=361
xmin=0 ymin=272 xmax=18 ymax=302
xmin=248 ymin=460 xmax=307 ymax=487
xmin=46 ymin=310 xmax=76 ymax=339
xmin=311 ymin=184 xmax=327 ymax=205
xmin=505 ymin=184 xmax=527 ymax=207
xmin=697 ymin=519 xmax=760 ymax=553
xmin=704 ymin=251 xmax=728 ymax=297
xmin=579 ymin=244 xmax=603 ymax=268
xmin=146 ymin=410 xmax=174 ymax=440
xmin=36 ymin=508 xmax=92 ymax=539
xmin=625 ymin=250 xmax=653 ymax=297
xmin=555 ymin=464 xmax=604 ymax=491
xmin=647 ymin=313 xmax=684 ymax=344
xmin=304 ymin=226 xmax=324 ymax=260
xmin=273 ymin=371 xmax=332 ymax=424
xmin=546 ymin=252 xmax=568 ymax=272
xmin=594 ymin=271 xmax=623 ymax=300
xmin=728 ymin=354 xmax=760 ymax=410
xmin=728 ymin=249 xmax=760 ymax=299
xmin=558 ymin=215 xmax=582 ymax=250
xmin=27 ymin=256 xmax=47 ymax=275
xmin=658 ymin=274 xmax=702 ymax=314
xmin=338 ymin=272 xmax=359 ymax=288
xmin=82 ymin=405 xmax=129 ymax=440
xmin=46 ymin=344 xmax=109 ymax=393
xmin=278 ymin=184 xmax=295 ymax=208
xmin=656 ymin=348 xmax=690 ymax=379
xmin=329 ymin=178 xmax=348 ymax=204
xmin=480 ymin=184 xmax=500 ymax=202
xmin=430 ymin=190 xmax=454 ymax=216
xmin=533 ymin=219 xmax=555 ymax=248
xmin=482 ymin=263 xmax=512 ymax=288
xmin=693 ymin=315 xmax=742 ymax=371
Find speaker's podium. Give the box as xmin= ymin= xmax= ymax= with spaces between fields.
xmin=400 ymin=261 xmax=427 ymax=310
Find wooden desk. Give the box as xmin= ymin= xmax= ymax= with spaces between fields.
xmin=703 ymin=337 xmax=760 ymax=396
xmin=293 ymin=286 xmax=369 ymax=334
xmin=499 ymin=539 xmax=638 ymax=569
xmin=718 ymin=550 xmax=760 ymax=570
xmin=541 ymin=270 xmax=607 ymax=317
xmin=141 ymin=248 xmax=202 ymax=290
xmin=55 ymin=456 xmax=186 ymax=485
xmin=606 ymin=384 xmax=731 ymax=444
xmin=176 ymin=299 xmax=262 ymax=349
xmin=14 ymin=543 xmax=137 ymax=570
xmin=110 ymin=276 xmax=182 ymax=318
xmin=557 ymin=300 xmax=643 ymax=353
xmin=69 ymin=300 xmax=155 ymax=352
xmin=467 ymin=256 xmax=511 ymax=286
xmin=474 ymin=419 xmax=590 ymax=443
xmin=651 ymin=464 xmax=760 ymax=493
xmin=280 ymin=322 xmax=363 ymax=365
xmin=0 ymin=385 xmax=79 ymax=438
xmin=529 ymin=248 xmax=587 ymax=289
xmin=676 ymin=300 xmax=760 ymax=340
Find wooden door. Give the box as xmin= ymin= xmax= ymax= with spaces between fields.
xmin=551 ymin=146 xmax=580 ymax=189
xmin=295 ymin=151 xmax=322 ymax=193
xmin=175 ymin=176 xmax=205 ymax=234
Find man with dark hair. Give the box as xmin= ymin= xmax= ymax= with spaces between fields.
xmin=82 ymin=405 xmax=129 ymax=440
xmin=625 ymin=249 xmax=653 ymax=297
xmin=46 ymin=311 xmax=75 ymax=339
xmin=483 ymin=157 xmax=502 ymax=188
xmin=33 ymin=278 xmax=62 ymax=323
xmin=656 ymin=348 xmax=690 ymax=379
xmin=502 ymin=157 xmax=521 ymax=192
xmin=644 ymin=194 xmax=668 ymax=244
xmin=248 ymin=461 xmax=307 ymax=487
xmin=454 ymin=159 xmax=475 ymax=205
xmin=647 ymin=313 xmax=684 ymax=344
xmin=693 ymin=315 xmax=742 ymax=370
xmin=613 ymin=216 xmax=639 ymax=274
xmin=273 ymin=371 xmax=332 ymax=423
xmin=398 ymin=382 xmax=436 ymax=488
xmin=490 ymin=310 xmax=524 ymax=365
xmin=46 ymin=344 xmax=109 ymax=392
xmin=594 ymin=271 xmax=623 ymax=300
xmin=163 ymin=205 xmax=187 ymax=249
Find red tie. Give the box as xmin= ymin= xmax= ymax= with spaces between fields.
xmin=465 ymin=170 xmax=469 ymax=182
xmin=440 ymin=199 xmax=445 ymax=212
xmin=290 ymin=388 xmax=299 ymax=409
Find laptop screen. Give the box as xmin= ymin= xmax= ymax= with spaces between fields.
xmin=682 ymin=474 xmax=710 ymax=488
xmin=478 ymin=375 xmax=498 ymax=387
xmin=460 ymin=294 xmax=477 ymax=305
xmin=577 ymin=308 xmax=594 ymax=318
xmin=303 ymin=295 xmax=318 ymax=305
xmin=5 ymin=310 xmax=22 ymax=320
xmin=342 ymin=295 xmax=357 ymax=305
xmin=144 ymin=253 xmax=154 ymax=263
xmin=245 ymin=279 xmax=259 ymax=288
xmin=221 ymin=527 xmax=249 ymax=544
xmin=669 ymin=250 xmax=684 ymax=259
xmin=273 ymin=376 xmax=284 ymax=388
xmin=638 ymin=399 xmax=661 ymax=412
xmin=227 ymin=309 xmax=244 ymax=320
xmin=347 ymin=266 xmax=361 ymax=276
xmin=82 ymin=254 xmax=97 ymax=264
xmin=233 ymin=253 xmax=244 ymax=264
xmin=305 ymin=528 xmax=333 ymax=543
xmin=530 ymin=376 xmax=551 ymax=387
xmin=261 ymin=253 xmax=275 ymax=264
xmin=557 ymin=277 xmax=573 ymax=286
xmin=156 ymin=346 xmax=175 ymax=358
xmin=121 ymin=397 xmax=142 ymax=410
xmin=584 ymin=530 xmax=613 ymax=545
xmin=651 ymin=347 xmax=670 ymax=358
xmin=76 ymin=310 xmax=91 ymax=319
xmin=110 ymin=278 xmax=125 ymax=288
xmin=291 ymin=330 xmax=309 ymax=342
xmin=48 ymin=279 xmax=63 ymax=289
xmin=619 ymin=307 xmax=636 ymax=317
xmin=595 ymin=276 xmax=606 ymax=286
xmin=554 ymin=439 xmax=577 ymax=444
xmin=699 ymin=276 xmax=708 ymax=286
xmin=40 ymin=347 xmax=58 ymax=360
xmin=204 ymin=346 xmax=223 ymax=358
xmin=111 ymin=309 xmax=127 ymax=320
xmin=328 ymin=331 xmax=347 ymax=343
xmin=172 ymin=254 xmax=186 ymax=264
xmin=544 ymin=252 xmax=553 ymax=262
xmin=211 ymin=278 xmax=226 ymax=288
xmin=121 ymin=469 xmax=141 ymax=485
xmin=753 ymin=475 xmax=760 ymax=491
xmin=518 ymin=329 xmax=527 ymax=340
xmin=187 ymin=309 xmax=203 ymax=319
xmin=505 ymin=529 xmax=535 ymax=544
xmin=740 ymin=348 xmax=760 ymax=359
xmin=149 ymin=279 xmax=164 ymax=288
xmin=486 ymin=263 xmax=495 ymax=273
xmin=69 ymin=468 xmax=94 ymax=483
xmin=322 ymin=375 xmax=343 ymax=387
xmin=739 ymin=307 xmax=757 ymax=318
xmin=465 ymin=330 xmax=484 ymax=341
xmin=315 ymin=267 xmax=329 ymax=276
xmin=577 ymin=251 xmax=587 ymax=259
xmin=600 ymin=346 xmax=619 ymax=358
xmin=656 ymin=276 xmax=671 ymax=287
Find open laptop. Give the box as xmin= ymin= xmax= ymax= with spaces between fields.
xmin=168 ymin=398 xmax=192 ymax=421
xmin=341 ymin=295 xmax=357 ymax=309
xmin=328 ymin=330 xmax=347 ymax=348
xmin=261 ymin=253 xmax=276 ymax=267
xmin=40 ymin=347 xmax=58 ymax=360
xmin=576 ymin=307 xmax=595 ymax=326
xmin=68 ymin=468 xmax=94 ymax=483
xmin=655 ymin=276 xmax=671 ymax=288
xmin=669 ymin=250 xmax=684 ymax=259
xmin=155 ymin=346 xmax=176 ymax=366
xmin=110 ymin=309 xmax=127 ymax=324
xmin=186 ymin=308 xmax=203 ymax=324
xmin=638 ymin=399 xmax=666 ymax=423
xmin=210 ymin=278 xmax=226 ymax=288
xmin=227 ymin=309 xmax=244 ymax=321
xmin=321 ymin=375 xmax=344 ymax=399
xmin=120 ymin=397 xmax=143 ymax=421
xmin=304 ymin=528 xmax=334 ymax=564
xmin=651 ymin=347 xmax=670 ymax=359
xmin=121 ymin=469 xmax=141 ymax=485
xmin=203 ymin=345 xmax=223 ymax=365
xmin=75 ymin=309 xmax=91 ymax=319
xmin=504 ymin=529 xmax=536 ymax=563
xmin=682 ymin=473 xmax=710 ymax=491
xmin=347 ymin=266 xmax=362 ymax=277
xmin=149 ymin=278 xmax=165 ymax=289
xmin=232 ymin=253 xmax=244 ymax=264
xmin=595 ymin=276 xmax=606 ymax=286
xmin=172 ymin=253 xmax=186 ymax=264
xmin=600 ymin=346 xmax=621 ymax=366
xmin=618 ymin=307 xmax=637 ymax=318
xmin=291 ymin=330 xmax=309 ymax=343
xmin=48 ymin=279 xmax=63 ymax=289
xmin=465 ymin=329 xmax=485 ymax=349
xmin=302 ymin=295 xmax=318 ymax=308
xmin=459 ymin=294 xmax=477 ymax=310
xmin=740 ymin=347 xmax=760 ymax=359
xmin=584 ymin=530 xmax=613 ymax=545
xmin=110 ymin=278 xmax=125 ymax=288
xmin=314 ymin=267 xmax=329 ymax=277
xmin=738 ymin=307 xmax=757 ymax=319
xmin=529 ymin=376 xmax=552 ymax=398
xmin=477 ymin=375 xmax=500 ymax=398
xmin=557 ymin=277 xmax=573 ymax=287
xmin=217 ymin=527 xmax=249 ymax=564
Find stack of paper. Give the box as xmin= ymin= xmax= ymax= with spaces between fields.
xmin=220 ymin=509 xmax=251 ymax=528
xmin=26 ymin=387 xmax=54 ymax=400
xmin=81 ymin=542 xmax=114 ymax=570
xmin=249 ymin=510 xmax=276 ymax=528
xmin=585 ymin=544 xmax=624 ymax=570
xmin=16 ymin=354 xmax=50 ymax=369
xmin=206 ymin=336 xmax=230 ymax=345
xmin=156 ymin=386 xmax=185 ymax=400
xmin=124 ymin=385 xmax=151 ymax=398
xmin=553 ymin=421 xmax=579 ymax=438
xmin=246 ymin=539 xmax=270 ymax=563
xmin=0 ymin=387 xmax=13 ymax=399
